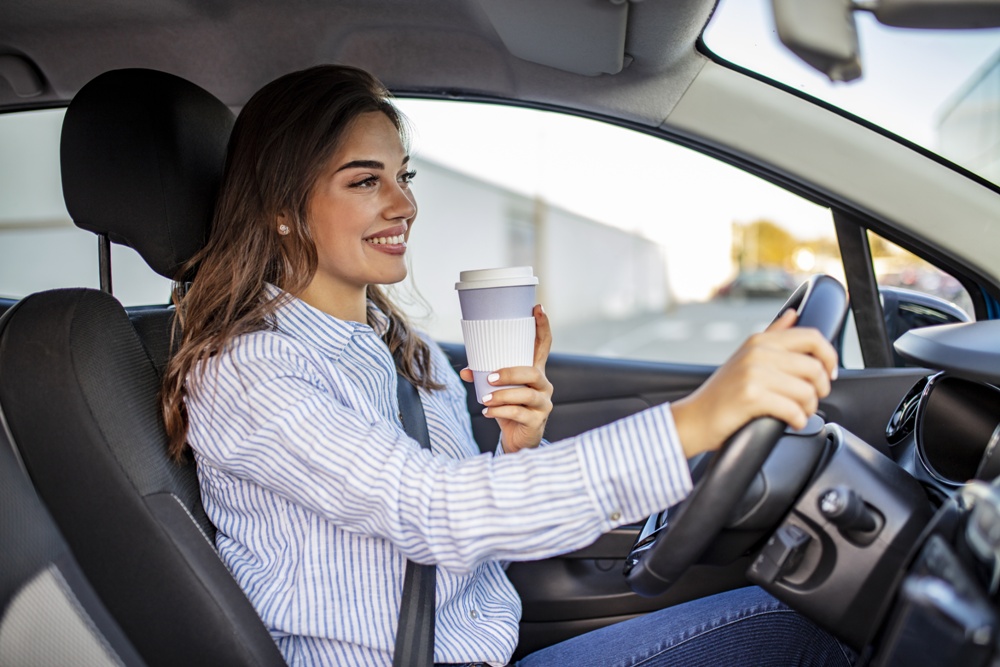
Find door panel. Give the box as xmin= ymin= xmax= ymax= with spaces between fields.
xmin=443 ymin=343 xmax=714 ymax=452
xmin=441 ymin=342 xmax=929 ymax=655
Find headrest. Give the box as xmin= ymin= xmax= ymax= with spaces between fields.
xmin=60 ymin=69 xmax=234 ymax=280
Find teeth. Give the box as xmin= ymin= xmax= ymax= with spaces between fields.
xmin=367 ymin=234 xmax=404 ymax=245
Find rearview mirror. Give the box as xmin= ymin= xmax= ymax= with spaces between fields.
xmin=875 ymin=0 xmax=1000 ymax=28
xmin=771 ymin=0 xmax=1000 ymax=82
xmin=771 ymin=0 xmax=861 ymax=82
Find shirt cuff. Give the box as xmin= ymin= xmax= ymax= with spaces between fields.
xmin=494 ymin=437 xmax=551 ymax=456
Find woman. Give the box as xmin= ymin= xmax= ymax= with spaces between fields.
xmin=162 ymin=65 xmax=849 ymax=666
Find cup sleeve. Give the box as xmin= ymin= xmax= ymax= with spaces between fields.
xmin=460 ymin=317 xmax=535 ymax=372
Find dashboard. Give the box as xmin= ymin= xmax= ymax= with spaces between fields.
xmin=888 ymin=320 xmax=1000 ymax=503
xmin=887 ymin=373 xmax=1000 ymax=498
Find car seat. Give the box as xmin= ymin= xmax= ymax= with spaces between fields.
xmin=0 ymin=69 xmax=287 ymax=666
xmin=0 ymin=418 xmax=147 ymax=666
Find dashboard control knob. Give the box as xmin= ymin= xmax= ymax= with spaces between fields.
xmin=819 ymin=485 xmax=878 ymax=533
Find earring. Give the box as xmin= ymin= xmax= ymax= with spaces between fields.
xmin=278 ymin=224 xmax=290 ymax=236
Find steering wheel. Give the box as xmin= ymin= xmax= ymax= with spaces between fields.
xmin=624 ymin=274 xmax=849 ymax=597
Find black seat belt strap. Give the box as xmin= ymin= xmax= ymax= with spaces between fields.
xmin=393 ymin=373 xmax=436 ymax=667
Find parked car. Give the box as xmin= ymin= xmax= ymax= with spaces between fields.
xmin=714 ymin=268 xmax=798 ymax=300
xmin=2 ymin=0 xmax=1000 ymax=665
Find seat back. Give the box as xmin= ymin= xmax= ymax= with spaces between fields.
xmin=0 ymin=406 xmax=146 ymax=666
xmin=0 ymin=69 xmax=287 ymax=666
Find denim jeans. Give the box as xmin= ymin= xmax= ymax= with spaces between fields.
xmin=512 ymin=586 xmax=856 ymax=667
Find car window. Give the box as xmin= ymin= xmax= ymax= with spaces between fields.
xmin=394 ymin=99 xmax=850 ymax=366
xmin=869 ymin=231 xmax=975 ymax=322
xmin=0 ymin=108 xmax=171 ymax=305
xmin=10 ymin=103 xmax=929 ymax=371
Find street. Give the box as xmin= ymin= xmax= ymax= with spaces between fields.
xmin=554 ymin=298 xmax=790 ymax=365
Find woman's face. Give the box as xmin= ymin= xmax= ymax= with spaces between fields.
xmin=299 ymin=110 xmax=417 ymax=312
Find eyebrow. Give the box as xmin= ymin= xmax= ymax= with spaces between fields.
xmin=335 ymin=155 xmax=410 ymax=173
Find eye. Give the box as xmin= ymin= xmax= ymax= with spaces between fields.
xmin=349 ymin=175 xmax=379 ymax=189
xmin=398 ymin=170 xmax=417 ymax=187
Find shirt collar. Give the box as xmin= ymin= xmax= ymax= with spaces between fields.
xmin=265 ymin=283 xmax=390 ymax=357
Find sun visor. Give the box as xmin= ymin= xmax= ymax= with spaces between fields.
xmin=475 ymin=0 xmax=629 ymax=76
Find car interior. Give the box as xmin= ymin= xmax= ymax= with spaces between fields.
xmin=2 ymin=0 xmax=1000 ymax=666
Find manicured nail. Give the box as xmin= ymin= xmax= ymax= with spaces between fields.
xmin=538 ymin=304 xmax=545 ymax=314
xmin=832 ymin=367 xmax=839 ymax=381
xmin=487 ymin=372 xmax=500 ymax=384
xmin=482 ymin=407 xmax=489 ymax=416
xmin=482 ymin=393 xmax=493 ymax=404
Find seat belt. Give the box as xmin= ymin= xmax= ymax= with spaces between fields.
xmin=393 ymin=373 xmax=437 ymax=667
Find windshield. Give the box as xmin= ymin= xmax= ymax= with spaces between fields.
xmin=703 ymin=0 xmax=1000 ymax=187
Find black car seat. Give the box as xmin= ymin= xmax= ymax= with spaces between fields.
xmin=0 ymin=69 xmax=287 ymax=666
xmin=0 ymin=419 xmax=146 ymax=666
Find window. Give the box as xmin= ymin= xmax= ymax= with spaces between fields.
xmin=869 ymin=231 xmax=974 ymax=321
xmin=0 ymin=109 xmax=170 ymax=305
xmin=866 ymin=231 xmax=975 ymax=367
xmin=2 ymin=102 xmax=868 ymax=368
xmin=394 ymin=99 xmax=847 ymax=365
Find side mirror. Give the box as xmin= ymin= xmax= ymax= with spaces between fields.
xmin=880 ymin=285 xmax=971 ymax=366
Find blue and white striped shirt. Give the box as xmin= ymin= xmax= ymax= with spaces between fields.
xmin=185 ymin=287 xmax=693 ymax=666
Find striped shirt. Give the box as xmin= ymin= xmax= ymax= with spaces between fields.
xmin=185 ymin=287 xmax=693 ymax=666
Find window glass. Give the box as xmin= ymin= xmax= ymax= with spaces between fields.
xmin=0 ymin=103 xmax=863 ymax=367
xmin=0 ymin=109 xmax=171 ymax=305
xmin=869 ymin=231 xmax=974 ymax=319
xmin=868 ymin=231 xmax=974 ymax=367
xmin=394 ymin=99 xmax=848 ymax=366
xmin=704 ymin=0 xmax=1000 ymax=188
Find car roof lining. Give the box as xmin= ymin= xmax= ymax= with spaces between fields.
xmin=0 ymin=0 xmax=714 ymax=125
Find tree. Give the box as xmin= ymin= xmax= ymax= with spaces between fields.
xmin=732 ymin=219 xmax=798 ymax=269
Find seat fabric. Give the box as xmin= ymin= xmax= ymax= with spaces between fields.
xmin=0 ymin=404 xmax=146 ymax=666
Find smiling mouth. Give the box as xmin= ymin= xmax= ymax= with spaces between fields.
xmin=365 ymin=233 xmax=406 ymax=246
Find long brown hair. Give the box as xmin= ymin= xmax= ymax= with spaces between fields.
xmin=162 ymin=65 xmax=442 ymax=460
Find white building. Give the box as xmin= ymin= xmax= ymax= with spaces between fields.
xmin=403 ymin=157 xmax=671 ymax=343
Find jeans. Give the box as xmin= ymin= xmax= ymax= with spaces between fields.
xmin=512 ymin=586 xmax=856 ymax=667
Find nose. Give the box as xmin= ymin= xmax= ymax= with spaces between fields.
xmin=387 ymin=179 xmax=417 ymax=221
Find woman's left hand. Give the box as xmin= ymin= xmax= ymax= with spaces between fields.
xmin=460 ymin=304 xmax=554 ymax=453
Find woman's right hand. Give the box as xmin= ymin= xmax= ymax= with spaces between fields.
xmin=670 ymin=308 xmax=838 ymax=459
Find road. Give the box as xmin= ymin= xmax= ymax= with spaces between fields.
xmin=553 ymin=298 xmax=790 ymax=366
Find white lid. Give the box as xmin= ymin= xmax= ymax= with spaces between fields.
xmin=455 ymin=266 xmax=538 ymax=290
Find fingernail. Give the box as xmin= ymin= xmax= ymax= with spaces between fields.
xmin=538 ymin=304 xmax=545 ymax=315
xmin=832 ymin=367 xmax=839 ymax=381
xmin=482 ymin=393 xmax=493 ymax=403
xmin=487 ymin=372 xmax=500 ymax=384
xmin=481 ymin=407 xmax=489 ymax=416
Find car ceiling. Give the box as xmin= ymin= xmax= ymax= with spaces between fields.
xmin=0 ymin=0 xmax=714 ymax=124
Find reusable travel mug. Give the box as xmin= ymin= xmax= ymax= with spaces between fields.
xmin=455 ymin=266 xmax=539 ymax=404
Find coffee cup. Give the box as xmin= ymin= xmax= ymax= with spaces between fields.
xmin=455 ymin=267 xmax=539 ymax=404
